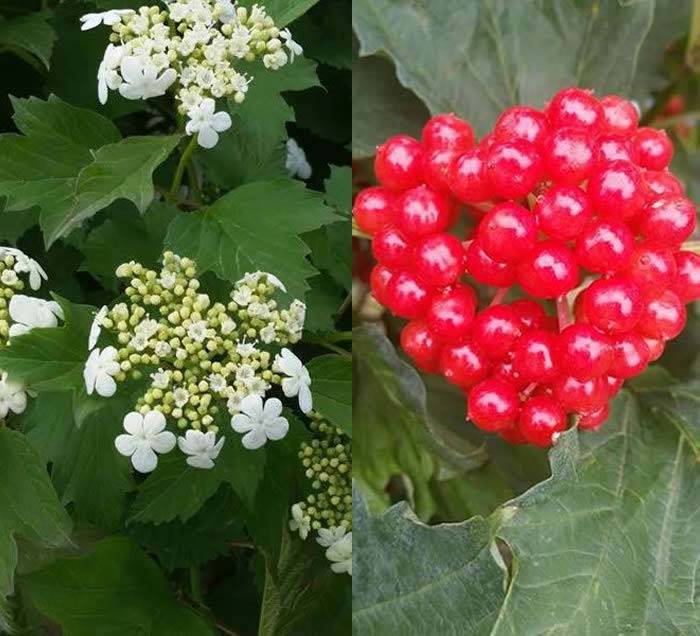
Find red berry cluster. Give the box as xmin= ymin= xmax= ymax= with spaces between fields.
xmin=354 ymin=87 xmax=700 ymax=448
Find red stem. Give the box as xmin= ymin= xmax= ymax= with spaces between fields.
xmin=556 ymin=295 xmax=572 ymax=332
xmin=489 ymin=287 xmax=509 ymax=307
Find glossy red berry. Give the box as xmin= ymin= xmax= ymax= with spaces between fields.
xmin=633 ymin=127 xmax=673 ymax=170
xmin=643 ymin=170 xmax=683 ymax=199
xmin=401 ymin=321 xmax=441 ymax=373
xmin=595 ymin=134 xmax=636 ymax=164
xmin=423 ymin=147 xmax=459 ymax=194
xmin=603 ymin=374 xmax=624 ymax=397
xmin=599 ymin=95 xmax=639 ymax=136
xmin=414 ymin=233 xmax=464 ymax=287
xmin=471 ymin=305 xmax=522 ymax=361
xmin=587 ymin=160 xmax=645 ymax=220
xmin=608 ymin=332 xmax=649 ymax=379
xmin=372 ymin=227 xmax=412 ymax=269
xmin=639 ymin=196 xmax=696 ymax=246
xmin=369 ymin=265 xmax=393 ymax=305
xmin=464 ymin=239 xmax=516 ymax=288
xmin=499 ymin=425 xmax=528 ymax=445
xmin=625 ymin=243 xmax=677 ymax=294
xmin=352 ymin=187 xmax=395 ymax=235
xmin=374 ymin=135 xmax=424 ymax=190
xmin=395 ymin=185 xmax=453 ymax=238
xmin=554 ymin=375 xmax=608 ymax=412
xmin=519 ymin=397 xmax=567 ymax=447
xmin=510 ymin=299 xmax=548 ymax=330
xmin=575 ymin=219 xmax=634 ymax=273
xmin=494 ymin=106 xmax=549 ymax=147
xmin=491 ymin=357 xmax=529 ymax=390
xmin=546 ymin=87 xmax=603 ymax=131
xmin=542 ymin=127 xmax=596 ymax=185
xmin=558 ymin=323 xmax=612 ymax=379
xmin=535 ymin=184 xmax=592 ymax=241
xmin=672 ymin=251 xmax=700 ymax=302
xmin=384 ymin=270 xmax=432 ymax=319
xmin=467 ymin=379 xmax=520 ymax=432
xmin=512 ymin=329 xmax=559 ymax=382
xmin=485 ymin=139 xmax=543 ymax=199
xmin=578 ymin=403 xmax=610 ymax=431
xmin=422 ymin=113 xmax=474 ymax=151
xmin=582 ymin=276 xmax=642 ymax=334
xmin=636 ymin=290 xmax=686 ymax=340
xmin=426 ymin=285 xmax=477 ymax=341
xmin=478 ymin=202 xmax=537 ymax=264
xmin=449 ymin=147 xmax=490 ymax=203
xmin=643 ymin=337 xmax=665 ymax=362
xmin=516 ymin=241 xmax=579 ymax=299
xmin=440 ymin=339 xmax=491 ymax=388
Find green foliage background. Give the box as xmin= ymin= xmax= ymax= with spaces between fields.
xmin=0 ymin=0 xmax=352 ymax=634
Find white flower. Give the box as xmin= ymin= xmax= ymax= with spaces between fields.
xmin=80 ymin=9 xmax=134 ymax=31
xmin=97 ymin=44 xmax=124 ymax=104
xmin=263 ymin=49 xmax=288 ymax=70
xmin=129 ymin=333 xmax=149 ymax=352
xmin=317 ymin=526 xmax=347 ymax=548
xmin=221 ymin=317 xmax=236 ymax=335
xmin=8 ymin=295 xmax=63 ymax=338
xmin=289 ymin=504 xmax=310 ymax=540
xmin=226 ymin=389 xmax=244 ymax=414
xmin=185 ymin=98 xmax=232 ymax=149
xmin=159 ymin=269 xmax=178 ymax=289
xmin=0 ymin=247 xmax=47 ymax=290
xmin=151 ymin=369 xmax=170 ymax=390
xmin=187 ymin=320 xmax=208 ymax=342
xmin=273 ymin=348 xmax=312 ymax=414
xmin=259 ymin=323 xmax=276 ymax=344
xmin=84 ymin=346 xmax=120 ymax=398
xmin=215 ymin=0 xmax=237 ymax=22
xmin=0 ymin=373 xmax=26 ymax=419
xmin=118 ymin=56 xmax=177 ymax=101
xmin=208 ymin=373 xmax=227 ymax=393
xmin=280 ymin=28 xmax=302 ymax=61
xmin=286 ymin=138 xmax=312 ymax=180
xmin=326 ymin=532 xmax=352 ymax=576
xmin=231 ymin=395 xmax=289 ymax=450
xmin=135 ymin=319 xmax=159 ymax=339
xmin=178 ymin=430 xmax=225 ymax=469
xmin=0 ymin=270 xmax=17 ymax=286
xmin=245 ymin=376 xmax=269 ymax=396
xmin=89 ymin=306 xmax=108 ymax=350
xmin=154 ymin=341 xmax=172 ymax=357
xmin=232 ymin=285 xmax=253 ymax=306
xmin=236 ymin=343 xmax=258 ymax=357
xmin=115 ymin=410 xmax=176 ymax=473
xmin=238 ymin=271 xmax=287 ymax=292
xmin=173 ymin=387 xmax=190 ymax=408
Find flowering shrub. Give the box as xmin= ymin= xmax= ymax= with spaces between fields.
xmin=0 ymin=0 xmax=350 ymax=633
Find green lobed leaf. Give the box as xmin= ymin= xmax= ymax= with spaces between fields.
xmin=353 ymin=0 xmax=661 ymax=136
xmin=239 ymin=0 xmax=319 ymax=27
xmin=21 ymin=536 xmax=215 ymax=636
xmin=165 ymin=178 xmax=339 ymax=298
xmin=0 ymin=11 xmax=56 ymax=69
xmin=303 ymin=273 xmax=346 ymax=333
xmin=0 ymin=428 xmax=72 ymax=634
xmin=308 ymin=354 xmax=352 ymax=436
xmin=291 ymin=0 xmax=352 ymax=69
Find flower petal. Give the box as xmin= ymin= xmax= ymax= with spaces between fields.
xmin=123 ymin=412 xmax=143 ymax=435
xmin=150 ymin=431 xmax=176 ymax=454
xmin=95 ymin=373 xmax=117 ymax=398
xmin=131 ymin=445 xmax=158 ymax=473
xmin=115 ymin=433 xmax=137 ymax=457
xmin=197 ymin=126 xmax=219 ymax=149
xmin=242 ymin=427 xmax=267 ymax=450
xmin=231 ymin=413 xmax=253 ymax=433
xmin=186 ymin=454 xmax=214 ymax=469
xmin=265 ymin=416 xmax=289 ymax=441
xmin=142 ymin=410 xmax=167 ymax=436
xmin=239 ymin=394 xmax=263 ymax=419
xmin=211 ymin=111 xmax=232 ymax=132
xmin=298 ymin=383 xmax=313 ymax=415
xmin=262 ymin=397 xmax=283 ymax=420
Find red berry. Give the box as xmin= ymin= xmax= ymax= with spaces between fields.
xmin=385 ymin=270 xmax=432 ymax=319
xmin=582 ymin=276 xmax=642 ymax=334
xmin=603 ymin=374 xmax=624 ymax=397
xmin=401 ymin=321 xmax=441 ymax=373
xmin=672 ymin=251 xmax=700 ymax=302
xmin=414 ymin=233 xmax=464 ymax=287
xmin=599 ymin=95 xmax=639 ymax=136
xmin=636 ymin=290 xmax=686 ymax=340
xmin=595 ymin=134 xmax=636 ymax=164
xmin=535 ymin=184 xmax=592 ymax=241
xmin=542 ymin=127 xmax=596 ymax=185
xmin=492 ymin=356 xmax=529 ymax=390
xmin=369 ymin=265 xmax=393 ymax=305
xmin=464 ymin=239 xmax=516 ymax=287
xmin=485 ymin=139 xmax=543 ymax=199
xmin=546 ymin=87 xmax=603 ymax=131
xmin=426 ymin=285 xmax=477 ymax=341
xmin=643 ymin=170 xmax=683 ymax=199
xmin=467 ymin=379 xmax=520 ymax=432
xmin=512 ymin=329 xmax=559 ymax=382
xmin=587 ymin=160 xmax=645 ymax=220
xmin=422 ymin=114 xmax=474 ymax=151
xmin=633 ymin=127 xmax=673 ymax=170
xmin=449 ymin=147 xmax=490 ymax=203
xmin=374 ymin=135 xmax=424 ymax=190
xmin=558 ymin=323 xmax=612 ymax=379
xmin=471 ymin=305 xmax=522 ymax=361
xmin=578 ymin=403 xmax=610 ymax=431
xmin=499 ymin=425 xmax=528 ymax=445
xmin=519 ymin=397 xmax=567 ymax=447
xmin=639 ymin=196 xmax=696 ymax=246
xmin=510 ymin=299 xmax=548 ymax=330
xmin=494 ymin=106 xmax=549 ymax=147
xmin=608 ymin=332 xmax=649 ymax=379
xmin=516 ymin=241 xmax=579 ymax=299
xmin=554 ymin=375 xmax=607 ymax=412
xmin=575 ymin=218 xmax=634 ymax=273
xmin=440 ymin=339 xmax=491 ymax=388
xmin=478 ymin=202 xmax=537 ymax=264
xmin=352 ymin=187 xmax=395 ymax=235
xmin=372 ymin=227 xmax=412 ymax=269
xmin=625 ymin=243 xmax=677 ymax=294
xmin=423 ymin=147 xmax=459 ymax=194
xmin=643 ymin=337 xmax=665 ymax=362
xmin=395 ymin=185 xmax=453 ymax=238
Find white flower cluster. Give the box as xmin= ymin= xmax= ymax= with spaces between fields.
xmin=84 ymin=252 xmax=312 ymax=474
xmin=82 ymin=2 xmax=302 ymax=148
xmin=0 ymin=248 xmax=59 ymax=422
